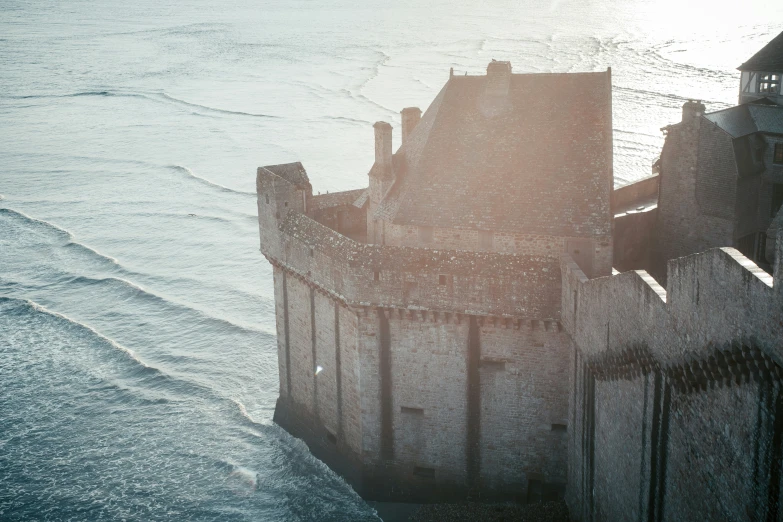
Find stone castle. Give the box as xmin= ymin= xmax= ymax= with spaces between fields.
xmin=256 ymin=33 xmax=783 ymax=519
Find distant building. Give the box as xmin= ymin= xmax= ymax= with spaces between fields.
xmin=614 ymin=32 xmax=783 ymax=278
xmin=739 ymin=31 xmax=783 ymax=106
xmin=654 ymin=98 xmax=783 ymax=273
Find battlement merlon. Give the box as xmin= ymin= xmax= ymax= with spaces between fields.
xmin=561 ymin=229 xmax=783 ymax=364
xmin=258 ymin=165 xmax=563 ymax=320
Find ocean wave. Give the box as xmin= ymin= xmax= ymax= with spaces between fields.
xmin=6 ymin=90 xmax=147 ymax=101
xmin=0 ymin=207 xmax=74 ymax=239
xmin=156 ymin=92 xmax=279 ymax=119
xmin=320 ymin=115 xmax=372 ymax=126
xmin=0 ymin=296 xmax=154 ymax=371
xmin=65 ymin=274 xmax=268 ymax=336
xmin=0 ymin=208 xmax=122 ymax=266
xmin=0 ymin=296 xmax=225 ymax=405
xmin=5 ymin=89 xmax=280 ymax=120
xmin=168 ymin=165 xmax=255 ymax=196
xmin=0 ymin=207 xmax=270 ymax=336
xmin=63 ymin=241 xmax=121 ymax=266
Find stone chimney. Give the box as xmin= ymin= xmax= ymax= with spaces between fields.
xmin=485 ymin=60 xmax=512 ymax=97
xmin=373 ymin=121 xmax=392 ymax=168
xmin=400 ymin=107 xmax=421 ymax=147
xmin=681 ymin=100 xmax=705 ymax=125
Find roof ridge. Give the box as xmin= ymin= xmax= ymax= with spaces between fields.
xmin=738 ymin=30 xmax=783 ymax=71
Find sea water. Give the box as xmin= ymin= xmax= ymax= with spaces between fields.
xmin=0 ymin=0 xmax=780 ymax=519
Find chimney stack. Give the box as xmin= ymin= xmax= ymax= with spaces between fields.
xmin=682 ymin=100 xmax=705 ymax=124
xmin=373 ymin=121 xmax=393 ymax=168
xmin=400 ymin=107 xmax=422 ymax=147
xmin=485 ymin=60 xmax=512 ymax=97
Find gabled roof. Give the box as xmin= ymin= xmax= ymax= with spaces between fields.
xmin=375 ymin=70 xmax=613 ymax=237
xmin=704 ymin=102 xmax=783 ymax=138
xmin=738 ymin=30 xmax=783 ymax=71
xmin=263 ymin=162 xmax=311 ymax=189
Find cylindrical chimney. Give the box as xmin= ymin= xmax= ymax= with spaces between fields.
xmin=373 ymin=121 xmax=393 ymax=167
xmin=400 ymin=107 xmax=422 ymax=147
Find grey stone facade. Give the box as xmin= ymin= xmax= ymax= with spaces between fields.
xmin=254 ymin=35 xmax=783 ymax=516
xmin=563 ymin=237 xmax=783 ymax=521
xmin=257 ymin=62 xmax=611 ymax=502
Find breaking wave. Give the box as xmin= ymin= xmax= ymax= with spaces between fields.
xmin=0 ymin=296 xmax=154 ymax=372
xmin=5 ymin=90 xmax=280 ymax=120
xmin=169 ymin=165 xmax=255 ymax=196
xmin=0 ymin=208 xmax=122 ymax=266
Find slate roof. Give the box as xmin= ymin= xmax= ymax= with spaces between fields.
xmin=374 ymin=69 xmax=613 ymax=237
xmin=263 ymin=162 xmax=311 ymax=189
xmin=704 ymin=103 xmax=783 ymax=138
xmin=738 ymin=30 xmax=783 ymax=71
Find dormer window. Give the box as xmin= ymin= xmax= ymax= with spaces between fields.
xmin=758 ymin=73 xmax=780 ymax=94
xmin=774 ymin=143 xmax=783 ymax=164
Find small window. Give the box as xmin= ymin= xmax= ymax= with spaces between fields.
xmin=265 ymin=193 xmax=270 ymax=204
xmin=551 ymin=423 xmax=567 ymax=433
xmin=401 ymin=406 xmax=424 ymax=415
xmin=309 ymin=247 xmax=315 ymax=257
xmin=419 ymin=226 xmax=433 ymax=243
xmin=759 ymin=73 xmax=781 ymax=94
xmin=413 ymin=466 xmax=435 ymax=478
xmin=774 ymin=143 xmax=783 ymax=164
xmin=480 ymin=359 xmax=506 ymax=370
xmin=284 ymin=201 xmax=288 ymax=207
xmin=374 ymin=271 xmax=380 ymax=282
xmin=438 ymin=274 xmax=448 ymax=285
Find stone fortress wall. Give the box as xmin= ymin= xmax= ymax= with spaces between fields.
xmin=256 ymin=42 xmax=783 ymax=511
xmin=562 ymin=232 xmax=783 ymax=521
xmin=258 ymin=165 xmax=572 ymax=501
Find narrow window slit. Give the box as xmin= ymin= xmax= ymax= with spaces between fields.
xmin=413 ymin=466 xmax=436 ymax=478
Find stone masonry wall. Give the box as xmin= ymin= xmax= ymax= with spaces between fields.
xmin=339 ymin=304 xmax=362 ymax=457
xmin=259 ymin=168 xmax=562 ymax=320
xmin=261 ymin=167 xmax=572 ymax=501
xmin=348 ymin=307 xmax=571 ymax=501
xmin=286 ymin=274 xmax=316 ymax=418
xmin=387 ymin=313 xmax=470 ymax=491
xmin=479 ymin=322 xmax=570 ymax=495
xmin=562 ymin=232 xmax=783 ymax=521
xmin=656 ymin=107 xmax=735 ymax=279
xmin=382 ymin=221 xmax=612 ymax=277
xmin=613 ymin=208 xmax=657 ymax=273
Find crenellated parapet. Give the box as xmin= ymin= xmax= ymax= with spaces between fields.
xmin=260 ymin=165 xmax=562 ymax=321
xmin=562 ymin=237 xmax=781 ymax=363
xmin=563 ymin=236 xmax=783 ymax=522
